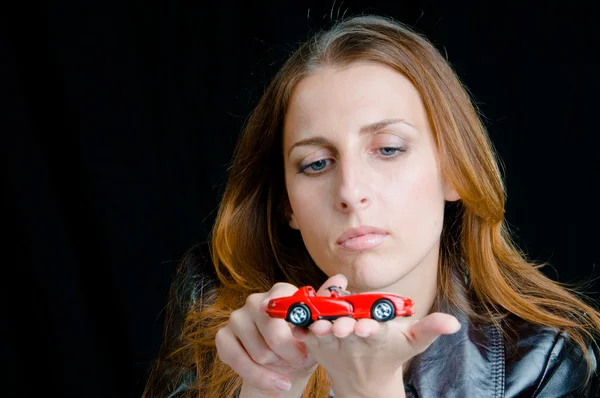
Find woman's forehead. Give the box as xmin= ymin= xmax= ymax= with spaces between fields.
xmin=283 ymin=62 xmax=428 ymax=144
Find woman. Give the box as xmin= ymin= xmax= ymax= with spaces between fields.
xmin=143 ymin=15 xmax=599 ymax=397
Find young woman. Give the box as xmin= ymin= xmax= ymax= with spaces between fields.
xmin=143 ymin=15 xmax=599 ymax=397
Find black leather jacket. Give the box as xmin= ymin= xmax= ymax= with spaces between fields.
xmin=144 ymin=243 xmax=599 ymax=397
xmin=403 ymin=308 xmax=597 ymax=397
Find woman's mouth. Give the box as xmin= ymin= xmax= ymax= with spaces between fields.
xmin=336 ymin=226 xmax=389 ymax=251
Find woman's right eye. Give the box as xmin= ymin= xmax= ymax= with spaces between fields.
xmin=298 ymin=159 xmax=331 ymax=174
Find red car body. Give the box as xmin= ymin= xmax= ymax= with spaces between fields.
xmin=266 ymin=286 xmax=414 ymax=326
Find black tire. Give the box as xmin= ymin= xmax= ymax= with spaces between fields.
xmin=286 ymin=303 xmax=312 ymax=327
xmin=371 ymin=299 xmax=395 ymax=322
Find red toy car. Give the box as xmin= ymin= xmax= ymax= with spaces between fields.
xmin=266 ymin=285 xmax=414 ymax=327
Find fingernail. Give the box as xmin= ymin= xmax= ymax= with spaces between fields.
xmin=451 ymin=320 xmax=461 ymax=333
xmin=274 ymin=378 xmax=291 ymax=391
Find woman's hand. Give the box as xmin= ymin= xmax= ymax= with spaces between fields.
xmin=294 ymin=294 xmax=461 ymax=398
xmin=215 ymin=274 xmax=347 ymax=397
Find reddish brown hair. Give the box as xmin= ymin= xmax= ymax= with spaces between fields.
xmin=145 ymin=15 xmax=599 ymax=397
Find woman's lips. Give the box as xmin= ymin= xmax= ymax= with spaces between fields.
xmin=337 ymin=233 xmax=388 ymax=251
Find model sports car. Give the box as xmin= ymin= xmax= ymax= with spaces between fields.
xmin=266 ymin=285 xmax=414 ymax=327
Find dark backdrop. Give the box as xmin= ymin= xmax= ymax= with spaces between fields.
xmin=3 ymin=1 xmax=598 ymax=397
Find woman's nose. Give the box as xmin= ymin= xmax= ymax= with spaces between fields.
xmin=335 ymin=162 xmax=372 ymax=212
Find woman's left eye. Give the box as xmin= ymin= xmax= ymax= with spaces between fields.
xmin=378 ymin=147 xmax=405 ymax=156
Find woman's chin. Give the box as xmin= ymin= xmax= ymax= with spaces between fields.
xmin=345 ymin=267 xmax=403 ymax=293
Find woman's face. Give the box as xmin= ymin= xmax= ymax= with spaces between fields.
xmin=282 ymin=61 xmax=459 ymax=293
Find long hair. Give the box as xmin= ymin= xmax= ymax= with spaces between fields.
xmin=153 ymin=15 xmax=600 ymax=397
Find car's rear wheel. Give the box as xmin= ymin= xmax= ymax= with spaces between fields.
xmin=371 ymin=299 xmax=395 ymax=322
xmin=286 ymin=303 xmax=312 ymax=327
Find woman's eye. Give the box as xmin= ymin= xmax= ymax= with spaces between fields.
xmin=299 ymin=159 xmax=330 ymax=174
xmin=379 ymin=147 xmax=403 ymax=156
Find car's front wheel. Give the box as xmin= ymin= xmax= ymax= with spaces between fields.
xmin=286 ymin=303 xmax=312 ymax=327
xmin=371 ymin=299 xmax=395 ymax=322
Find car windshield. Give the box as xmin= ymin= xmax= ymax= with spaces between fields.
xmin=329 ymin=286 xmax=353 ymax=297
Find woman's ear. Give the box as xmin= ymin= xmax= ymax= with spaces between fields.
xmin=282 ymin=199 xmax=300 ymax=230
xmin=289 ymin=213 xmax=299 ymax=230
xmin=444 ymin=180 xmax=460 ymax=202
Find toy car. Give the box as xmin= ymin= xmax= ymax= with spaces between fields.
xmin=266 ymin=285 xmax=414 ymax=327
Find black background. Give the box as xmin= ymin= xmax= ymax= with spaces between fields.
xmin=3 ymin=1 xmax=599 ymax=397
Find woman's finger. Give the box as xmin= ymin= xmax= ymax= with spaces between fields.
xmin=354 ymin=318 xmax=383 ymax=340
xmin=215 ymin=327 xmax=291 ymax=393
xmin=254 ymin=285 xmax=308 ymax=363
xmin=258 ymin=316 xmax=308 ymax=364
xmin=301 ymin=320 xmax=337 ymax=349
xmin=403 ymin=312 xmax=461 ymax=355
xmin=228 ymin=308 xmax=281 ymax=366
xmin=316 ymin=274 xmax=348 ymax=296
xmin=332 ymin=316 xmax=359 ymax=339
